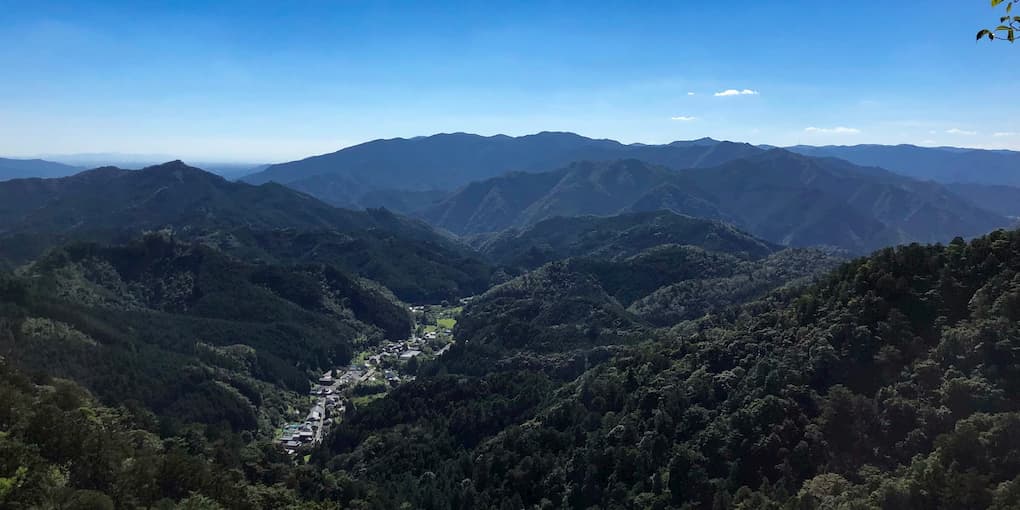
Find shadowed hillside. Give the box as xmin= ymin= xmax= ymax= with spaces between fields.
xmin=471 ymin=210 xmax=778 ymax=271
xmin=242 ymin=132 xmax=762 ymax=207
xmin=422 ymin=151 xmax=1010 ymax=253
xmin=306 ymin=228 xmax=1020 ymax=510
xmin=0 ymin=161 xmax=495 ymax=302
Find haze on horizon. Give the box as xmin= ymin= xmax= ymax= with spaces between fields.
xmin=2 ymin=0 xmax=1017 ymax=162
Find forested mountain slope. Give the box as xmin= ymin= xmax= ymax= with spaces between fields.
xmin=0 ymin=234 xmax=410 ymax=432
xmin=305 ymin=228 xmax=1020 ymax=509
xmin=0 ymin=233 xmax=426 ymax=507
xmin=0 ymin=358 xmax=315 ymax=508
xmin=0 ymin=161 xmax=494 ymax=302
xmin=242 ymin=132 xmax=762 ymax=208
xmin=423 ymin=151 xmax=1010 ymax=253
xmin=420 ymin=159 xmax=719 ymax=235
xmin=196 ymin=227 xmax=493 ymax=303
xmin=470 ymin=210 xmax=778 ymax=271
xmin=684 ymin=150 xmax=1006 ymax=249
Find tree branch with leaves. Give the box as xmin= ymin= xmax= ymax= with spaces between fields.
xmin=977 ymin=0 xmax=1019 ymax=42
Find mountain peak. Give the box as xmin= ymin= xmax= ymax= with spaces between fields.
xmin=752 ymin=147 xmax=813 ymax=163
xmin=136 ymin=160 xmax=226 ymax=181
xmin=143 ymin=160 xmax=196 ymax=171
xmin=667 ymin=136 xmax=719 ymax=146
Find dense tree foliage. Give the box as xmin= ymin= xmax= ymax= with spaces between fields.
xmin=629 ymin=248 xmax=843 ymax=326
xmin=0 ymin=234 xmax=410 ymax=433
xmin=305 ymin=229 xmax=1020 ymax=509
xmin=472 ymin=211 xmax=777 ymax=272
xmin=0 ymin=358 xmax=334 ymax=509
xmin=201 ymin=227 xmax=494 ymax=304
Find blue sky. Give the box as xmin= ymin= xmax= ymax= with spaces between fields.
xmin=1 ymin=0 xmax=1017 ymax=162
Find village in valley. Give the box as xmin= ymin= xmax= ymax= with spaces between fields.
xmin=276 ymin=302 xmax=464 ymax=455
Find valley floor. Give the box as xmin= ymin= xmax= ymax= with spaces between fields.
xmin=275 ymin=302 xmax=463 ymax=455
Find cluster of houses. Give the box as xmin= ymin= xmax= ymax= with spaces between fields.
xmin=276 ymin=319 xmax=460 ymax=455
xmin=277 ymin=398 xmax=344 ymax=455
xmin=376 ymin=337 xmax=427 ymax=363
xmin=311 ymin=367 xmax=367 ymax=395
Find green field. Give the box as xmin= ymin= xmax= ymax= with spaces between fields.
xmin=352 ymin=393 xmax=387 ymax=407
xmin=437 ymin=317 xmax=457 ymax=329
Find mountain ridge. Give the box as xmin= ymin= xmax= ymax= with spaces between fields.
xmin=240 ymin=132 xmax=763 ymax=207
xmin=0 ymin=160 xmax=495 ymax=302
xmin=420 ymin=150 xmax=1011 ymax=252
xmin=0 ymin=157 xmax=83 ymax=181
xmin=471 ymin=210 xmax=779 ymax=271
xmin=238 ymin=132 xmax=1020 ymax=210
xmin=786 ymin=143 xmax=1020 ymax=186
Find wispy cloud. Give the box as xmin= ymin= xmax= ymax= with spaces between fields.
xmin=804 ymin=126 xmax=861 ymax=134
xmin=994 ymin=132 xmax=1018 ymax=137
xmin=714 ymin=89 xmax=758 ymax=97
xmin=687 ymin=92 xmax=696 ymax=96
xmin=946 ymin=128 xmax=977 ymax=135
xmin=670 ymin=116 xmax=697 ymax=121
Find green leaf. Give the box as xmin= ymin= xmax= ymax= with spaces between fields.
xmin=993 ymin=0 xmax=1005 ymax=7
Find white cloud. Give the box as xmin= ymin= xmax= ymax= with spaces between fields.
xmin=687 ymin=92 xmax=696 ymax=96
xmin=804 ymin=126 xmax=861 ymax=134
xmin=714 ymin=89 xmax=758 ymax=97
xmin=670 ymin=116 xmax=697 ymax=121
xmin=946 ymin=128 xmax=977 ymax=135
xmin=994 ymin=132 xmax=1018 ymax=137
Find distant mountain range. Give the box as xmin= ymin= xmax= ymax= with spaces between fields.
xmin=6 ymin=133 xmax=1017 ymax=257
xmin=238 ymin=132 xmax=1020 ymax=211
xmin=420 ymin=151 xmax=1011 ymax=253
xmin=0 ymin=161 xmax=494 ymax=302
xmin=13 ymin=134 xmax=1020 ymax=213
xmin=786 ymin=144 xmax=1020 ymax=186
xmin=0 ymin=161 xmax=395 ymax=239
xmin=0 ymin=157 xmax=82 ymax=181
xmin=241 ymin=132 xmax=762 ymax=207
xmin=0 ymin=155 xmax=265 ymax=181
xmin=946 ymin=182 xmax=1020 ymax=217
